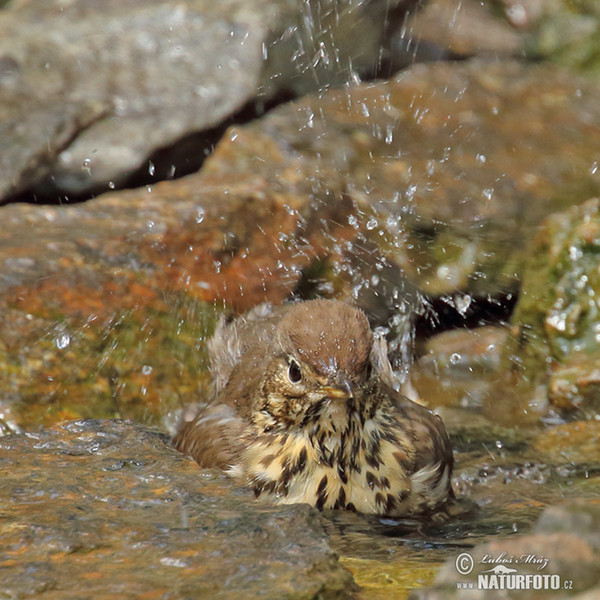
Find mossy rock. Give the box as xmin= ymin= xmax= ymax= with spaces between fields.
xmin=505 ymin=198 xmax=600 ymax=417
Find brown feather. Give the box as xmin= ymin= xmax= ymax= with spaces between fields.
xmin=174 ymin=299 xmax=454 ymax=516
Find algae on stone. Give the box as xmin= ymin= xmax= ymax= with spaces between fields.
xmin=504 ymin=198 xmax=600 ymax=417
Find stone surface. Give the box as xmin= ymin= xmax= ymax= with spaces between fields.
xmin=503 ymin=198 xmax=600 ymax=418
xmin=0 ymin=0 xmax=266 ymax=199
xmin=536 ymin=499 xmax=600 ymax=552
xmin=408 ymin=0 xmax=523 ymax=59
xmin=0 ymin=170 xmax=361 ymax=433
xmin=413 ymin=327 xmax=508 ymax=410
xmin=0 ymin=419 xmax=356 ymax=599
xmin=548 ymin=353 xmax=600 ymax=416
xmin=2 ymin=59 xmax=600 ymax=433
xmin=203 ymin=60 xmax=600 ymax=299
xmin=0 ymin=0 xmax=419 ymax=201
xmin=499 ymin=0 xmax=600 ymax=80
xmin=411 ymin=499 xmax=600 ymax=599
xmin=532 ymin=421 xmax=600 ymax=466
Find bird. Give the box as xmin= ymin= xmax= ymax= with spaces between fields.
xmin=174 ymin=299 xmax=454 ymax=517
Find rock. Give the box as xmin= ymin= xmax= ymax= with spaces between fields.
xmin=0 ymin=419 xmax=356 ymax=599
xmin=2 ymin=59 xmax=600 ymax=432
xmin=0 ymin=0 xmax=419 ymax=201
xmin=412 ymin=499 xmax=600 ymax=599
xmin=548 ymin=353 xmax=600 ymax=417
xmin=420 ymin=326 xmax=508 ymax=374
xmin=536 ymin=500 xmax=600 ymax=552
xmin=532 ymin=421 xmax=600 ymax=466
xmin=0 ymin=170 xmax=361 ymax=432
xmin=412 ymin=327 xmax=508 ymax=410
xmin=203 ymin=60 xmax=600 ymax=300
xmin=503 ymin=198 xmax=600 ymax=418
xmin=437 ymin=407 xmax=531 ymax=452
xmin=408 ymin=0 xmax=523 ymax=59
xmin=498 ymin=0 xmax=600 ymax=80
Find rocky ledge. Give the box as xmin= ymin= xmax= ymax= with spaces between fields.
xmin=0 ymin=419 xmax=355 ymax=599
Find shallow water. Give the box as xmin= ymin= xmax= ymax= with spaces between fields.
xmin=322 ymin=401 xmax=600 ymax=597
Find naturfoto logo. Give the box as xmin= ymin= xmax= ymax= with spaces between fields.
xmin=454 ymin=552 xmax=574 ymax=592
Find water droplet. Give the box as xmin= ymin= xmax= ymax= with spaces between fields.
xmin=495 ymin=440 xmax=503 ymax=449
xmin=449 ymin=352 xmax=462 ymax=364
xmin=482 ymin=188 xmax=494 ymax=201
xmin=108 ymin=181 xmax=115 ymax=189
xmin=569 ymin=245 xmax=582 ymax=261
xmin=385 ymin=126 xmax=394 ymax=145
xmin=148 ymin=161 xmax=155 ymax=176
xmin=546 ymin=312 xmax=566 ymax=332
xmin=195 ymin=207 xmax=205 ymax=224
xmin=406 ymin=183 xmax=417 ymax=201
xmin=81 ymin=158 xmax=92 ymax=175
xmin=348 ymin=215 xmax=359 ymax=229
xmin=476 ymin=153 xmax=486 ymax=164
xmin=366 ymin=217 xmax=378 ymax=231
xmin=142 ymin=365 xmax=153 ymax=375
xmin=56 ymin=333 xmax=71 ymax=350
xmin=455 ymin=294 xmax=472 ymax=316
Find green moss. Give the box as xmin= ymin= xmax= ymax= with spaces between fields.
xmin=0 ymin=294 xmax=222 ymax=430
xmin=526 ymin=1 xmax=600 ymax=78
xmin=506 ymin=198 xmax=600 ymax=394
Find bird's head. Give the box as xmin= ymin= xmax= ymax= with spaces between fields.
xmin=252 ymin=299 xmax=377 ymax=435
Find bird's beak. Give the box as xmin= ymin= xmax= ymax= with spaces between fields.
xmin=320 ymin=375 xmax=353 ymax=401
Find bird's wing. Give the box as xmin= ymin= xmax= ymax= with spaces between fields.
xmin=173 ymin=402 xmax=246 ymax=469
xmin=382 ymin=383 xmax=454 ymax=504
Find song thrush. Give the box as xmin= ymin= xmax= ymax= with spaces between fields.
xmin=174 ymin=299 xmax=454 ymax=517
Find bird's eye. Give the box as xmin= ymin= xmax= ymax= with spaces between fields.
xmin=288 ymin=359 xmax=302 ymax=383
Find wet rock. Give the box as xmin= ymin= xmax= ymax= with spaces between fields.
xmin=3 ymin=59 xmax=600 ymax=432
xmin=408 ymin=0 xmax=523 ymax=59
xmin=413 ymin=327 xmax=508 ymax=410
xmin=548 ymin=354 xmax=600 ymax=416
xmin=204 ymin=60 xmax=600 ymax=300
xmin=532 ymin=421 xmax=600 ymax=466
xmin=0 ymin=0 xmax=419 ymax=201
xmin=498 ymin=0 xmax=600 ymax=80
xmin=419 ymin=327 xmax=508 ymax=374
xmin=438 ymin=407 xmax=532 ymax=452
xmin=0 ymin=419 xmax=356 ymax=599
xmin=412 ymin=499 xmax=600 ymax=599
xmin=0 ymin=171 xmax=361 ymax=431
xmin=503 ymin=198 xmax=600 ymax=418
xmin=536 ymin=499 xmax=600 ymax=552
